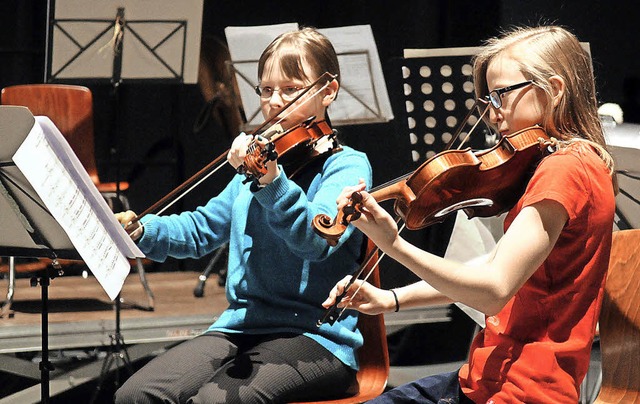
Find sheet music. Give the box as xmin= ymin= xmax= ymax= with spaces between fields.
xmin=12 ymin=117 xmax=143 ymax=300
xmin=318 ymin=25 xmax=394 ymax=123
xmin=225 ymin=23 xmax=393 ymax=127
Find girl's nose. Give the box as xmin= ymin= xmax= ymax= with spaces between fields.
xmin=489 ymin=106 xmax=502 ymax=124
xmin=269 ymin=91 xmax=285 ymax=108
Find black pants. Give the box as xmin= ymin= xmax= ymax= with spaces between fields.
xmin=114 ymin=332 xmax=356 ymax=404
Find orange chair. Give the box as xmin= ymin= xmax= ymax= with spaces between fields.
xmin=1 ymin=84 xmax=129 ymax=197
xmin=593 ymin=229 xmax=640 ymax=403
xmin=291 ymin=239 xmax=390 ymax=403
xmin=0 ymin=84 xmax=153 ymax=316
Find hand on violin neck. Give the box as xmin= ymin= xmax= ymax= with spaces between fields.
xmin=340 ymin=188 xmax=399 ymax=252
xmin=227 ymin=132 xmax=280 ymax=185
xmin=336 ymin=181 xmax=367 ymax=211
xmin=227 ymin=132 xmax=253 ymax=170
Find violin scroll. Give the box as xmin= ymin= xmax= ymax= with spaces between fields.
xmin=312 ymin=192 xmax=363 ymax=246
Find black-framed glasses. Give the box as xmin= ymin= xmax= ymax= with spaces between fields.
xmin=254 ymin=85 xmax=310 ymax=101
xmin=486 ymin=80 xmax=534 ymax=109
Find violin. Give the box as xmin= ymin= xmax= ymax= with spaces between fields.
xmin=240 ymin=118 xmax=336 ymax=182
xmin=313 ymin=125 xmax=554 ymax=246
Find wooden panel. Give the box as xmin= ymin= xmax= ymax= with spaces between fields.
xmin=594 ymin=229 xmax=640 ymax=403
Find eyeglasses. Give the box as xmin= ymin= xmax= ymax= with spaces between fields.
xmin=254 ymin=85 xmax=310 ymax=101
xmin=486 ymin=80 xmax=534 ymax=109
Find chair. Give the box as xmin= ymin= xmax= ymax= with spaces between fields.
xmin=593 ymin=229 xmax=640 ymax=403
xmin=291 ymin=239 xmax=390 ymax=403
xmin=0 ymin=84 xmax=153 ymax=316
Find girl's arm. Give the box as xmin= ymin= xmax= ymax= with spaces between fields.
xmin=341 ymin=186 xmax=568 ymax=315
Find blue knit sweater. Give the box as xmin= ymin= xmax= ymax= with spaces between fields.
xmin=137 ymin=146 xmax=372 ymax=369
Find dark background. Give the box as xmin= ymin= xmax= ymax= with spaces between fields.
xmin=2 ymin=0 xmax=639 ymax=276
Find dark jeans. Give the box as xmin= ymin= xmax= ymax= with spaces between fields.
xmin=368 ymin=370 xmax=474 ymax=404
xmin=114 ymin=332 xmax=355 ymax=404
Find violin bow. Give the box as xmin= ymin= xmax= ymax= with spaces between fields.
xmin=318 ymin=218 xmax=406 ymax=326
xmin=444 ymin=98 xmax=491 ymax=151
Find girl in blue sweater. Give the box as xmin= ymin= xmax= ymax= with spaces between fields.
xmin=114 ymin=27 xmax=372 ymax=403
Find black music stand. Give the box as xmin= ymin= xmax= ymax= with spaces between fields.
xmin=44 ymin=3 xmax=202 ymax=397
xmin=46 ymin=2 xmax=200 ymax=195
xmin=0 ymin=107 xmax=81 ymax=404
xmin=398 ymin=47 xmax=490 ymax=164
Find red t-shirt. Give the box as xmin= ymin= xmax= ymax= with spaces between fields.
xmin=458 ymin=143 xmax=615 ymax=403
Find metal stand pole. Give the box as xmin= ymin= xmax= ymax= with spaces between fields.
xmin=89 ymin=292 xmax=133 ymax=403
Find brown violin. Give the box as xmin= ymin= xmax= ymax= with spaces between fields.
xmin=240 ymin=118 xmax=336 ymax=181
xmin=313 ymin=125 xmax=554 ymax=246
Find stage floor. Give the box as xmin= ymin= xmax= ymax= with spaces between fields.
xmin=0 ymin=270 xmax=452 ymax=402
xmin=1 ymin=270 xmax=228 ymax=354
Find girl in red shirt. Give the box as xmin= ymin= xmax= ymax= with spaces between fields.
xmin=323 ymin=25 xmax=617 ymax=403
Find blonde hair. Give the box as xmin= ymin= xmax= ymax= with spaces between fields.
xmin=472 ymin=25 xmax=616 ymax=179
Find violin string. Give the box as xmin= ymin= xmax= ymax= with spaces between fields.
xmin=370 ymin=173 xmax=412 ymax=193
xmin=456 ymin=101 xmax=491 ymax=150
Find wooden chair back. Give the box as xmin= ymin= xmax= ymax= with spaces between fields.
xmin=593 ymin=229 xmax=640 ymax=403
xmin=1 ymin=84 xmax=101 ymax=186
xmin=291 ymin=238 xmax=389 ymax=403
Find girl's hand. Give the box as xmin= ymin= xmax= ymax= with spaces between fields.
xmin=227 ymin=133 xmax=280 ymax=186
xmin=322 ymin=275 xmax=397 ymax=315
xmin=115 ymin=210 xmax=143 ymax=241
xmin=227 ymin=132 xmax=253 ymax=170
xmin=336 ymin=181 xmax=400 ymax=250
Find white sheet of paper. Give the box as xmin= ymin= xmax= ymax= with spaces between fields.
xmin=12 ymin=117 xmax=143 ymax=300
xmin=318 ymin=25 xmax=394 ymax=124
xmin=444 ymin=211 xmax=506 ymax=327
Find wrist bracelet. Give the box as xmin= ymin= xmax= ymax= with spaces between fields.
xmin=390 ymin=289 xmax=400 ymax=312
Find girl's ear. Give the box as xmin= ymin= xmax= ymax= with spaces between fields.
xmin=322 ymin=79 xmax=339 ymax=107
xmin=549 ymin=75 xmax=565 ymax=108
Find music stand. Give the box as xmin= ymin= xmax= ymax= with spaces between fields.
xmin=1 ymin=106 xmax=143 ymax=402
xmin=398 ymin=47 xmax=489 ymax=164
xmin=43 ymin=1 xmax=202 ymax=396
xmin=0 ymin=108 xmax=76 ymax=404
xmin=46 ymin=0 xmax=202 ymax=194
xmin=1 ymin=106 xmax=129 ymax=403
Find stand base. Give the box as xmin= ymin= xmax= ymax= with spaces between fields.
xmin=89 ymin=332 xmax=134 ymax=404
